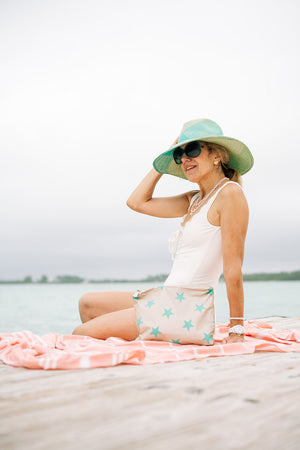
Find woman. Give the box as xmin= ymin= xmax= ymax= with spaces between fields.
xmin=73 ymin=118 xmax=254 ymax=344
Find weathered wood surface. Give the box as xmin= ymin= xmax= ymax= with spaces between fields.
xmin=1 ymin=316 xmax=300 ymax=450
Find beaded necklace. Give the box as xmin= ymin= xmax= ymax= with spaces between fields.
xmin=188 ymin=177 xmax=229 ymax=216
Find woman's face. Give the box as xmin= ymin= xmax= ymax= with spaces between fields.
xmin=180 ymin=142 xmax=217 ymax=183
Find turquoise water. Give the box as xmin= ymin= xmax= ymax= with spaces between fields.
xmin=0 ymin=281 xmax=299 ymax=335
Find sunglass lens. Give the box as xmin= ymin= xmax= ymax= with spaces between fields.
xmin=173 ymin=148 xmax=183 ymax=164
xmin=173 ymin=142 xmax=202 ymax=165
xmin=185 ymin=142 xmax=201 ymax=158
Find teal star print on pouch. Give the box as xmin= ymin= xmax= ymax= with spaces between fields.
xmin=203 ymin=332 xmax=213 ymax=343
xmin=146 ymin=299 xmax=155 ymax=308
xmin=150 ymin=326 xmax=162 ymax=338
xmin=163 ymin=308 xmax=174 ymax=319
xmin=176 ymin=292 xmax=186 ymax=302
xmin=207 ymin=288 xmax=214 ymax=296
xmin=195 ymin=304 xmax=205 ymax=312
xmin=183 ymin=320 xmax=194 ymax=331
xmin=172 ymin=339 xmax=181 ymax=344
xmin=137 ymin=317 xmax=143 ymax=327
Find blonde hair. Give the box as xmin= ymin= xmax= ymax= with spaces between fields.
xmin=205 ymin=142 xmax=242 ymax=186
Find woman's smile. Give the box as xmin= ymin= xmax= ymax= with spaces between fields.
xmin=184 ymin=163 xmax=197 ymax=172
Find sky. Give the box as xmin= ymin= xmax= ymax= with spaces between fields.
xmin=1 ymin=0 xmax=300 ymax=280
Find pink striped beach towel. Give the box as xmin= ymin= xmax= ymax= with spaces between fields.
xmin=1 ymin=320 xmax=300 ymax=370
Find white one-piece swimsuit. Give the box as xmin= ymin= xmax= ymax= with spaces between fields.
xmin=164 ymin=181 xmax=241 ymax=294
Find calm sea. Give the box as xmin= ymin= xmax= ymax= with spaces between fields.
xmin=0 ymin=281 xmax=299 ymax=335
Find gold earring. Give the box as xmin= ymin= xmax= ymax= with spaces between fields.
xmin=214 ymin=160 xmax=219 ymax=166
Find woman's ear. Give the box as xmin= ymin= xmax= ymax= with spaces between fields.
xmin=213 ymin=152 xmax=221 ymax=166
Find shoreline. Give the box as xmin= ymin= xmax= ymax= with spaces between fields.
xmin=1 ymin=270 xmax=300 ymax=284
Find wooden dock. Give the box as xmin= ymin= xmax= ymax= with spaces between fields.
xmin=1 ymin=316 xmax=300 ymax=450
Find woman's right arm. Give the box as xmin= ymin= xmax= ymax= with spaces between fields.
xmin=126 ymin=168 xmax=197 ymax=218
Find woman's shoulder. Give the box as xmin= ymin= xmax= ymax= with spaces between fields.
xmin=219 ymin=181 xmax=244 ymax=196
xmin=218 ymin=181 xmax=248 ymax=209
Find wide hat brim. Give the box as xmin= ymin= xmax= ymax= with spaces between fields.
xmin=153 ymin=120 xmax=254 ymax=179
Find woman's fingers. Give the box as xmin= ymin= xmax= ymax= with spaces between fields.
xmin=222 ymin=335 xmax=245 ymax=344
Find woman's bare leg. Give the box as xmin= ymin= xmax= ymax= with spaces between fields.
xmin=72 ymin=307 xmax=139 ymax=341
xmin=78 ymin=291 xmax=134 ymax=323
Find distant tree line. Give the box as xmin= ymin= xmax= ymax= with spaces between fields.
xmin=242 ymin=271 xmax=300 ymax=281
xmin=0 ymin=275 xmax=85 ymax=284
xmin=0 ymin=271 xmax=300 ymax=284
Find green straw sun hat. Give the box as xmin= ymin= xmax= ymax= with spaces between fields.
xmin=153 ymin=118 xmax=254 ymax=180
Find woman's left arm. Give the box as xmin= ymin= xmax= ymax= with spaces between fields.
xmin=219 ymin=184 xmax=249 ymax=344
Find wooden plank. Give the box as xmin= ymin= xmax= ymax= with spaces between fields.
xmin=0 ymin=317 xmax=300 ymax=450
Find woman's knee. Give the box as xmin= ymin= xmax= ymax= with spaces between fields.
xmin=78 ymin=293 xmax=98 ymax=323
xmin=78 ymin=291 xmax=135 ymax=323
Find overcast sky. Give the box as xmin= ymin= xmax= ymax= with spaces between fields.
xmin=1 ymin=0 xmax=300 ymax=280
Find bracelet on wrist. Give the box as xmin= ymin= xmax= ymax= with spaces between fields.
xmin=228 ymin=325 xmax=245 ymax=335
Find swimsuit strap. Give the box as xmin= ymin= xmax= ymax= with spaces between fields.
xmin=190 ymin=191 xmax=201 ymax=207
xmin=204 ymin=180 xmax=242 ymax=208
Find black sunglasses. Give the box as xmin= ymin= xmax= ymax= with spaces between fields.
xmin=173 ymin=141 xmax=203 ymax=165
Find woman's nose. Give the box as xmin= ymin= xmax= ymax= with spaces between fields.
xmin=181 ymin=152 xmax=191 ymax=162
